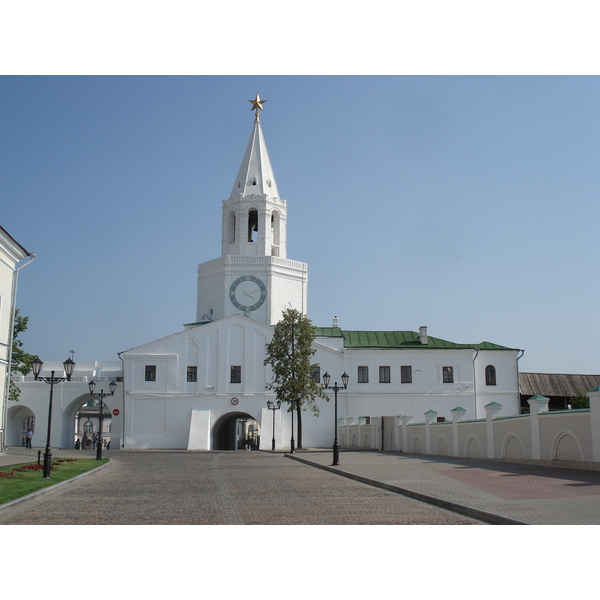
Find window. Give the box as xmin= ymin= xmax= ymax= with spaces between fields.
xmin=230 ymin=365 xmax=241 ymax=383
xmin=442 ymin=367 xmax=454 ymax=383
xmin=145 ymin=365 xmax=156 ymax=382
xmin=311 ymin=366 xmax=320 ymax=383
xmin=401 ymin=365 xmax=412 ymax=383
xmin=379 ymin=366 xmax=390 ymax=383
xmin=358 ymin=366 xmax=369 ymax=383
xmin=187 ymin=366 xmax=198 ymax=382
xmin=485 ymin=365 xmax=497 ymax=386
xmin=83 ymin=421 xmax=94 ymax=433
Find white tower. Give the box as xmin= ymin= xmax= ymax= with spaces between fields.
xmin=196 ymin=96 xmax=308 ymax=325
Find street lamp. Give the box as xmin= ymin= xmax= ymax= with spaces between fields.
xmin=88 ymin=379 xmax=117 ymax=460
xmin=266 ymin=400 xmax=281 ymax=451
xmin=322 ymin=371 xmax=349 ymax=466
xmin=32 ymin=356 xmax=76 ymax=478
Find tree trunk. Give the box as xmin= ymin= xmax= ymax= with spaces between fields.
xmin=296 ymin=403 xmax=303 ymax=449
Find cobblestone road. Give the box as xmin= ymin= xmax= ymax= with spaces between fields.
xmin=0 ymin=451 xmax=483 ymax=525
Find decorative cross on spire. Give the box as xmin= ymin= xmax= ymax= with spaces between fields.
xmin=248 ymin=94 xmax=266 ymax=120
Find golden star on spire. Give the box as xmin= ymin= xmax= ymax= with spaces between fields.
xmin=248 ymin=94 xmax=266 ymax=112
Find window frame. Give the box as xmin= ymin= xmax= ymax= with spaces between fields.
xmin=145 ymin=365 xmax=156 ymax=382
xmin=401 ymin=365 xmax=412 ymax=384
xmin=311 ymin=365 xmax=320 ymax=384
xmin=187 ymin=366 xmax=198 ymax=383
xmin=357 ymin=366 xmax=369 ymax=383
xmin=379 ymin=366 xmax=391 ymax=383
xmin=442 ymin=366 xmax=454 ymax=383
xmin=485 ymin=365 xmax=497 ymax=386
xmin=230 ymin=365 xmax=242 ymax=384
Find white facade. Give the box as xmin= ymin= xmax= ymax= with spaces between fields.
xmin=0 ymin=226 xmax=34 ymax=452
xmin=8 ymin=361 xmax=123 ymax=450
xmin=119 ymin=103 xmax=523 ymax=451
xmin=10 ymin=100 xmax=524 ymax=452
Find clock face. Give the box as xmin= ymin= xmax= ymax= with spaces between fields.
xmin=229 ymin=275 xmax=267 ymax=312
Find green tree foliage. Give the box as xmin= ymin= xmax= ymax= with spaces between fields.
xmin=570 ymin=390 xmax=590 ymax=409
xmin=264 ymin=308 xmax=328 ymax=449
xmin=9 ymin=309 xmax=36 ymax=402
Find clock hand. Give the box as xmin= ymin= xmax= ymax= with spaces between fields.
xmin=243 ymin=290 xmax=258 ymax=298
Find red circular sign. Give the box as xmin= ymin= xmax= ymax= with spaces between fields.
xmin=112 ymin=409 xmax=120 ymax=416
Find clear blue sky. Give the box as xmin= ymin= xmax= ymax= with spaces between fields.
xmin=2 ymin=75 xmax=599 ymax=374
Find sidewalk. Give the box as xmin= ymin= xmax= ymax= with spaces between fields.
xmin=288 ymin=450 xmax=600 ymax=525
xmin=0 ymin=446 xmax=102 ymax=468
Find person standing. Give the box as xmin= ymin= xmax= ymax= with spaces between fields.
xmin=25 ymin=429 xmax=33 ymax=449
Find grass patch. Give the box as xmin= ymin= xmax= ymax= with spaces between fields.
xmin=0 ymin=458 xmax=109 ymax=505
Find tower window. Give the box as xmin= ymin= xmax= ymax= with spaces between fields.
xmin=187 ymin=366 xmax=198 ymax=382
xmin=442 ymin=367 xmax=454 ymax=383
xmin=231 ymin=366 xmax=241 ymax=383
xmin=485 ymin=365 xmax=497 ymax=386
xmin=248 ymin=210 xmax=258 ymax=242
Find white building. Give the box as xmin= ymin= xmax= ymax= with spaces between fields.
xmin=0 ymin=226 xmax=34 ymax=452
xmin=10 ymin=98 xmax=523 ymax=452
xmin=118 ymin=100 xmax=523 ymax=451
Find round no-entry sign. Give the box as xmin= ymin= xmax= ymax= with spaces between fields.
xmin=113 ymin=409 xmax=120 ymax=416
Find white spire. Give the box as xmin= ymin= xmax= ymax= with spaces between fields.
xmin=230 ymin=98 xmax=280 ymax=201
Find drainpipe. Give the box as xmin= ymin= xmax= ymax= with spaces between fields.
xmin=472 ymin=348 xmax=479 ymax=419
xmin=2 ymin=253 xmax=35 ymax=452
xmin=516 ymin=349 xmax=525 ymax=413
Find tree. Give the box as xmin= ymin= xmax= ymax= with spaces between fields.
xmin=570 ymin=390 xmax=590 ymax=409
xmin=9 ymin=309 xmax=36 ymax=402
xmin=264 ymin=308 xmax=328 ymax=449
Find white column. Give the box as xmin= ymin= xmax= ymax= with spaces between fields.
xmin=451 ymin=406 xmax=467 ymax=457
xmin=589 ymin=387 xmax=600 ymax=462
xmin=484 ymin=401 xmax=502 ymax=459
xmin=527 ymin=395 xmax=549 ymax=460
xmin=401 ymin=415 xmax=413 ymax=452
xmin=424 ymin=410 xmax=438 ymax=455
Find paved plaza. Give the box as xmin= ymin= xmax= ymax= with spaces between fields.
xmin=0 ymin=449 xmax=481 ymax=525
xmin=2 ymin=447 xmax=600 ymax=524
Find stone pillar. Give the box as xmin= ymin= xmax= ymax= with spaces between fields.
xmin=589 ymin=387 xmax=600 ymax=462
xmin=392 ymin=416 xmax=401 ymax=451
xmin=484 ymin=401 xmax=502 ymax=459
xmin=401 ymin=415 xmax=413 ymax=453
xmin=527 ymin=395 xmax=549 ymax=460
xmin=451 ymin=406 xmax=467 ymax=457
xmin=424 ymin=410 xmax=438 ymax=455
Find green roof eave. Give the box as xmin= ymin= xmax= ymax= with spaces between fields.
xmin=313 ymin=328 xmax=517 ymax=351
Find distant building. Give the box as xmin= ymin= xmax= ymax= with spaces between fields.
xmin=0 ymin=226 xmax=34 ymax=452
xmin=520 ymin=373 xmax=600 ymax=412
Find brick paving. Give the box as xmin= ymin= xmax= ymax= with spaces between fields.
xmin=294 ymin=451 xmax=600 ymax=524
xmin=0 ymin=450 xmax=482 ymax=525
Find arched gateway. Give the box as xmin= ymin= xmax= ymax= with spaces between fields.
xmin=212 ymin=412 xmax=260 ymax=451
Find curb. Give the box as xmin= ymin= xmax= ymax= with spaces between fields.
xmin=0 ymin=458 xmax=113 ymax=516
xmin=286 ymin=454 xmax=529 ymax=526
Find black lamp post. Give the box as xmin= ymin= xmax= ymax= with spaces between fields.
xmin=322 ymin=371 xmax=349 ymax=466
xmin=88 ymin=379 xmax=117 ymax=460
xmin=32 ymin=356 xmax=76 ymax=478
xmin=266 ymin=400 xmax=281 ymax=451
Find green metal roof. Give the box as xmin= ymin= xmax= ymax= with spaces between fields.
xmin=313 ymin=328 xmax=516 ymax=351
